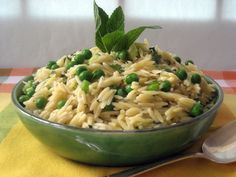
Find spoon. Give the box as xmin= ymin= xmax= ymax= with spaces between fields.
xmin=107 ymin=121 xmax=236 ymax=177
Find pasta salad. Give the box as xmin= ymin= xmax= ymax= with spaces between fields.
xmin=18 ymin=41 xmax=216 ymax=130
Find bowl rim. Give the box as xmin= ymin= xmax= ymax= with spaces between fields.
xmin=12 ymin=75 xmax=224 ymax=134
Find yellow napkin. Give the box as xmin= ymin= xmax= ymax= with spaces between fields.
xmin=0 ymin=94 xmax=236 ymax=177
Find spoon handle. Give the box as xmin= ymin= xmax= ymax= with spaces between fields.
xmin=107 ymin=152 xmax=203 ymax=177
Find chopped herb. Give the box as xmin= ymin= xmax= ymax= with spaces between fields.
xmin=109 ymin=64 xmax=123 ymax=73
xmin=150 ymin=47 xmax=161 ymax=64
xmin=185 ymin=60 xmax=194 ymax=65
xmin=103 ymin=104 xmax=114 ymax=111
xmin=174 ymin=56 xmax=181 ymax=63
xmin=110 ymin=85 xmax=119 ymax=90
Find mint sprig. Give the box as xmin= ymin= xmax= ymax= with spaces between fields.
xmin=94 ymin=1 xmax=161 ymax=53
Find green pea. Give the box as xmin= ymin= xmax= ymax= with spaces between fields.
xmin=116 ymin=88 xmax=127 ymax=97
xmin=103 ymin=104 xmax=114 ymax=111
xmin=81 ymin=80 xmax=90 ymax=93
xmin=51 ymin=64 xmax=59 ymax=70
xmin=35 ymin=97 xmax=47 ymax=109
xmin=147 ymin=81 xmax=160 ymax=91
xmin=28 ymin=80 xmax=34 ymax=85
xmin=23 ymin=80 xmax=34 ymax=94
xmin=191 ymin=73 xmax=201 ymax=84
xmin=79 ymin=70 xmax=92 ymax=81
xmin=19 ymin=95 xmax=30 ymax=103
xmin=190 ymin=102 xmax=203 ymax=117
xmin=117 ymin=50 xmax=128 ymax=61
xmin=26 ymin=87 xmax=35 ymax=97
xmin=125 ymin=85 xmax=133 ymax=93
xmin=66 ymin=61 xmax=76 ymax=71
xmin=92 ymin=69 xmax=105 ymax=80
xmin=160 ymin=80 xmax=171 ymax=92
xmin=46 ymin=61 xmax=56 ymax=69
xmin=76 ymin=66 xmax=87 ymax=76
xmin=32 ymin=82 xmax=37 ymax=89
xmin=81 ymin=49 xmax=92 ymax=59
xmin=57 ymin=100 xmax=66 ymax=109
xmin=74 ymin=54 xmax=85 ymax=64
xmin=185 ymin=60 xmax=194 ymax=65
xmin=22 ymin=86 xmax=29 ymax=95
xmin=176 ymin=69 xmax=188 ymax=81
xmin=174 ymin=56 xmax=181 ymax=63
xmin=125 ymin=73 xmax=139 ymax=84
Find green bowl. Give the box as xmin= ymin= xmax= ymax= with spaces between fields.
xmin=12 ymin=76 xmax=223 ymax=166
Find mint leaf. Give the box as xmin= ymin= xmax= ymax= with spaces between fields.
xmin=111 ymin=26 xmax=162 ymax=52
xmin=112 ymin=35 xmax=128 ymax=52
xmin=94 ymin=1 xmax=101 ymax=30
xmin=126 ymin=26 xmax=162 ymax=47
xmin=94 ymin=1 xmax=109 ymax=52
xmin=94 ymin=1 xmax=108 ymax=36
xmin=95 ymin=31 xmax=106 ymax=52
xmin=102 ymin=31 xmax=124 ymax=53
xmin=106 ymin=6 xmax=124 ymax=33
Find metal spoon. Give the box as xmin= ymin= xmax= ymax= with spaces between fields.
xmin=107 ymin=121 xmax=236 ymax=177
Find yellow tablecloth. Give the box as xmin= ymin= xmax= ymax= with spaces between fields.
xmin=0 ymin=93 xmax=236 ymax=177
